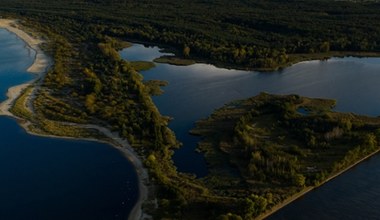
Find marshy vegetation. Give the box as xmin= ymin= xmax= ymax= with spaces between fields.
xmin=191 ymin=93 xmax=380 ymax=218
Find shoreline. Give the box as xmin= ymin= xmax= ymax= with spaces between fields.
xmin=258 ymin=148 xmax=380 ymax=220
xmin=125 ymin=38 xmax=380 ymax=72
xmin=0 ymin=18 xmax=51 ymax=116
xmin=0 ymin=19 xmax=150 ymax=220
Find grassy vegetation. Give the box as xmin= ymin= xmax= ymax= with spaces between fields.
xmin=154 ymin=56 xmax=196 ymax=66
xmin=10 ymin=86 xmax=104 ymax=139
xmin=29 ymin=116 xmax=102 ymax=138
xmin=10 ymin=86 xmax=34 ymax=120
xmin=191 ymin=93 xmax=380 ymax=218
xmin=144 ymin=80 xmax=168 ymax=96
xmin=10 ymin=86 xmax=101 ymax=139
xmin=130 ymin=61 xmax=155 ymax=72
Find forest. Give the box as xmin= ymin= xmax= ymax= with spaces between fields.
xmin=2 ymin=0 xmax=380 ymax=219
xmin=1 ymin=0 xmax=380 ymax=70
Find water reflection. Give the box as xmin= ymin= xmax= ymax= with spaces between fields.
xmin=119 ymin=43 xmax=173 ymax=62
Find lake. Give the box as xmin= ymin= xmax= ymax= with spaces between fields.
xmin=0 ymin=29 xmax=138 ymax=219
xmin=121 ymin=43 xmax=380 ymax=219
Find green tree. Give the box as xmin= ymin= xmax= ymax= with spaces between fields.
xmin=183 ymin=45 xmax=190 ymax=57
xmin=217 ymin=213 xmax=243 ymax=220
xmin=319 ymin=41 xmax=330 ymax=52
xmin=293 ymin=174 xmax=306 ymax=187
xmin=85 ymin=93 xmax=96 ymax=113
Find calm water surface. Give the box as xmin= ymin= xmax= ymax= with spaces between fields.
xmin=0 ymin=30 xmax=138 ymax=219
xmin=0 ymin=29 xmax=34 ymax=100
xmin=121 ymin=44 xmax=380 ymax=219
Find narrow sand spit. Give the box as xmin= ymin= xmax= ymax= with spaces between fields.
xmin=0 ymin=19 xmax=50 ymax=116
xmin=0 ymin=19 xmax=150 ymax=220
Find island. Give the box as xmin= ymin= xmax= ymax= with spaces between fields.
xmin=190 ymin=93 xmax=380 ymax=219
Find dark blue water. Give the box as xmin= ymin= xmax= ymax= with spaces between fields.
xmin=0 ymin=117 xmax=138 ymax=220
xmin=268 ymin=155 xmax=380 ymax=219
xmin=121 ymin=44 xmax=380 ymax=219
xmin=297 ymin=108 xmax=310 ymax=116
xmin=0 ymin=30 xmax=138 ymax=219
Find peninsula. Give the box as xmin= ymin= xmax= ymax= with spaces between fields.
xmin=0 ymin=19 xmax=152 ymax=220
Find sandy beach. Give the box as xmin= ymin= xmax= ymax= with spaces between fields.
xmin=0 ymin=19 xmax=51 ymax=116
xmin=0 ymin=19 xmax=150 ymax=220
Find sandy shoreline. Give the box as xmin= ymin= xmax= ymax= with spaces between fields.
xmin=0 ymin=19 xmax=51 ymax=116
xmin=0 ymin=19 xmax=149 ymax=220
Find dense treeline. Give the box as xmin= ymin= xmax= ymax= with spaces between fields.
xmin=1 ymin=0 xmax=380 ymax=69
xmin=192 ymin=93 xmax=380 ymax=218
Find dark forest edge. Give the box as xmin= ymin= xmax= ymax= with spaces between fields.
xmin=2 ymin=0 xmax=380 ymax=71
xmin=1 ymin=0 xmax=380 ymax=219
